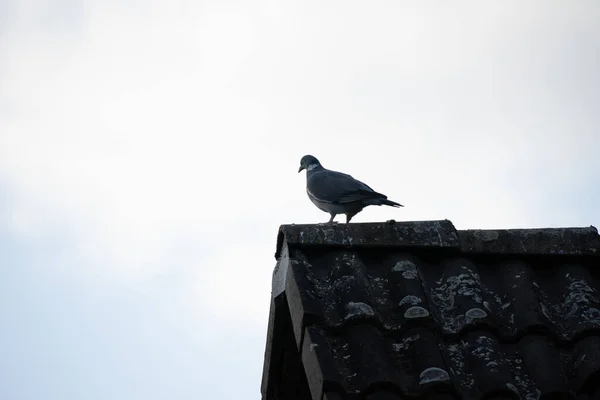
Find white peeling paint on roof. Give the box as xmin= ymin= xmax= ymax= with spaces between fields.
xmin=392 ymin=333 xmax=420 ymax=352
xmin=419 ymin=367 xmax=450 ymax=385
xmin=404 ymin=306 xmax=430 ymax=319
xmin=561 ymin=278 xmax=600 ymax=323
xmin=399 ymin=295 xmax=422 ymax=307
xmin=430 ymin=270 xmax=486 ymax=333
xmin=506 ymin=383 xmax=519 ymax=393
xmin=345 ymin=301 xmax=375 ymax=320
xmin=534 ymin=274 xmax=600 ymax=331
xmin=392 ymin=260 xmax=418 ymax=279
xmin=444 ymin=341 xmax=476 ymax=392
xmin=333 ymin=275 xmax=356 ymax=292
xmin=465 ymin=307 xmax=487 ymax=321
xmin=472 ymin=336 xmax=498 ymax=371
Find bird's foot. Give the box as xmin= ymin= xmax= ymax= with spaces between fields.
xmin=317 ymin=221 xmax=338 ymax=226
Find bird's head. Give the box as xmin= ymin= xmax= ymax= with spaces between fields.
xmin=298 ymin=155 xmax=321 ymax=173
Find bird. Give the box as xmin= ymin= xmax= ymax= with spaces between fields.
xmin=297 ymin=155 xmax=403 ymax=223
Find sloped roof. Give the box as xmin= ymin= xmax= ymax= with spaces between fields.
xmin=261 ymin=220 xmax=600 ymax=400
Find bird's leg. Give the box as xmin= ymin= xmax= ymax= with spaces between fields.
xmin=346 ymin=212 xmax=357 ymax=223
xmin=327 ymin=214 xmax=336 ymax=224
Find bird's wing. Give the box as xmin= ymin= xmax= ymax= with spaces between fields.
xmin=307 ymin=169 xmax=385 ymax=204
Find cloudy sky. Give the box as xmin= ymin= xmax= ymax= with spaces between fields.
xmin=1 ymin=0 xmax=599 ymax=398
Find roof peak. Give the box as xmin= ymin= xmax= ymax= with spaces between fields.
xmin=275 ymin=220 xmax=599 ymax=259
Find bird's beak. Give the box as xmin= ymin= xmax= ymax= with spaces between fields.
xmin=298 ymin=165 xmax=305 ymax=173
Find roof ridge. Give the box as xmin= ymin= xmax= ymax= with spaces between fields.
xmin=275 ymin=220 xmax=600 ymax=259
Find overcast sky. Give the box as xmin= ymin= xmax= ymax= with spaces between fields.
xmin=1 ymin=1 xmax=599 ymax=399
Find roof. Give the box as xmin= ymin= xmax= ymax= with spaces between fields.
xmin=261 ymin=220 xmax=600 ymax=400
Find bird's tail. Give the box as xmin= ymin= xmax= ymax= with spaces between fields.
xmin=366 ymin=191 xmax=404 ymax=207
xmin=381 ymin=199 xmax=403 ymax=208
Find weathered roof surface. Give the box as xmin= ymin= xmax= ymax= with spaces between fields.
xmin=262 ymin=220 xmax=600 ymax=400
xmin=275 ymin=220 xmax=600 ymax=259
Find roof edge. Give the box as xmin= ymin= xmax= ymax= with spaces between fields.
xmin=458 ymin=225 xmax=600 ymax=256
xmin=275 ymin=220 xmax=459 ymax=259
xmin=275 ymin=221 xmax=600 ymax=259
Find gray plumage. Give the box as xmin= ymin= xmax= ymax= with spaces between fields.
xmin=298 ymin=155 xmax=403 ymax=223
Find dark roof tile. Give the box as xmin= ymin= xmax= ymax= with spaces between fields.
xmin=276 ymin=222 xmax=600 ymax=259
xmin=570 ymin=336 xmax=600 ymax=393
xmin=458 ymin=227 xmax=600 ymax=256
xmin=516 ymin=335 xmax=569 ymax=396
xmin=275 ymin=220 xmax=460 ymax=260
xmin=262 ymin=221 xmax=600 ymax=400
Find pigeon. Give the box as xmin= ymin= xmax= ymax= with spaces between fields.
xmin=298 ymin=155 xmax=403 ymax=223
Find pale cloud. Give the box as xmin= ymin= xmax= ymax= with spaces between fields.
xmin=0 ymin=1 xmax=599 ymax=399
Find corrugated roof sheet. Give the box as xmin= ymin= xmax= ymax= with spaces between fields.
xmin=262 ymin=220 xmax=600 ymax=400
